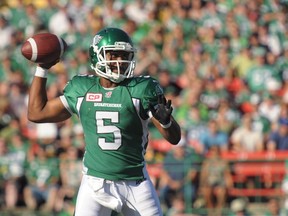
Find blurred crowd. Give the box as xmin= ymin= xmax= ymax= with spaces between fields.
xmin=0 ymin=0 xmax=288 ymax=215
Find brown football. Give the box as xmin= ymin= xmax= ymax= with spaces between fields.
xmin=21 ymin=32 xmax=67 ymax=64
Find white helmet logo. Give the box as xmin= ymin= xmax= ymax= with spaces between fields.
xmin=93 ymin=35 xmax=103 ymax=45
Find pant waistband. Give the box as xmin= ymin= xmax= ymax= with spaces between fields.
xmin=105 ymin=178 xmax=146 ymax=185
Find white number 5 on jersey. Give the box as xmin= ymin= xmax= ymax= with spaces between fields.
xmin=96 ymin=111 xmax=122 ymax=150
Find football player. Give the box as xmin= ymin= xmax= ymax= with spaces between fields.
xmin=27 ymin=27 xmax=181 ymax=216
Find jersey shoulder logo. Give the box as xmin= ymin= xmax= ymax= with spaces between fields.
xmin=86 ymin=93 xmax=102 ymax=102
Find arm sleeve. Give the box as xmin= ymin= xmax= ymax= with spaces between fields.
xmin=62 ymin=76 xmax=87 ymax=115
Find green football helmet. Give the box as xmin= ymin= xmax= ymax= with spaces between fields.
xmin=89 ymin=27 xmax=136 ymax=83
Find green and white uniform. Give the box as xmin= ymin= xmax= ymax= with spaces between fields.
xmin=61 ymin=75 xmax=163 ymax=181
xmin=60 ymin=27 xmax=165 ymax=215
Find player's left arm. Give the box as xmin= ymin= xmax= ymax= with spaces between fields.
xmin=149 ymin=95 xmax=181 ymax=145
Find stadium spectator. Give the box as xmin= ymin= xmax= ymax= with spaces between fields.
xmin=23 ymin=143 xmax=59 ymax=212
xmin=267 ymin=118 xmax=288 ymax=150
xmin=230 ymin=113 xmax=264 ymax=152
xmin=258 ymin=93 xmax=281 ymax=124
xmin=48 ymin=3 xmax=70 ymax=36
xmin=0 ymin=15 xmax=14 ymax=51
xmin=159 ymin=143 xmax=201 ymax=213
xmin=264 ymin=197 xmax=285 ymax=216
xmin=125 ymin=0 xmax=152 ymax=25
xmin=230 ymin=47 xmax=254 ymax=79
xmin=199 ymin=145 xmax=233 ymax=216
xmin=0 ymin=138 xmax=8 ymax=208
xmin=54 ymin=146 xmax=82 ymax=214
xmin=71 ymin=123 xmax=85 ymax=154
xmin=165 ymin=193 xmax=186 ymax=216
xmin=0 ymin=137 xmax=28 ymax=210
xmin=229 ymin=198 xmax=252 ymax=216
xmin=198 ymin=119 xmax=229 ymax=153
xmin=182 ymin=106 xmax=207 ymax=154
xmin=4 ymin=134 xmax=29 ymax=209
xmin=8 ymin=81 xmax=27 ymax=121
xmin=214 ymin=99 xmax=240 ymax=135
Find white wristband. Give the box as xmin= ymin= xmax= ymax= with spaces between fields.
xmin=35 ymin=66 xmax=48 ymax=78
xmin=160 ymin=121 xmax=172 ymax=129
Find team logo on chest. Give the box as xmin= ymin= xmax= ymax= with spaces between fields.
xmin=105 ymin=91 xmax=112 ymax=98
xmin=86 ymin=93 xmax=102 ymax=102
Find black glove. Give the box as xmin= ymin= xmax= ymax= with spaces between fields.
xmin=149 ymin=95 xmax=173 ymax=125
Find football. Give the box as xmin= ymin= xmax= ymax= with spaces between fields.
xmin=21 ymin=32 xmax=67 ymax=64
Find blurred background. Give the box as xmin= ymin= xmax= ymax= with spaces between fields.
xmin=0 ymin=0 xmax=288 ymax=215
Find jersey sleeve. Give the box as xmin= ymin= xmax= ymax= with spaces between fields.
xmin=62 ymin=75 xmax=90 ymax=115
xmin=62 ymin=78 xmax=78 ymax=114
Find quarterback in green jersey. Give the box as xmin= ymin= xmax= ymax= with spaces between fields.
xmin=27 ymin=27 xmax=181 ymax=216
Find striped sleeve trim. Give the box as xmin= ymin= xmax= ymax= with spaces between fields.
xmin=60 ymin=95 xmax=73 ymax=115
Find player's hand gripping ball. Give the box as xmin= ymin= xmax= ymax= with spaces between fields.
xmin=21 ymin=32 xmax=67 ymax=64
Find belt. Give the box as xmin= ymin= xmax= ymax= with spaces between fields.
xmin=105 ymin=178 xmax=146 ymax=185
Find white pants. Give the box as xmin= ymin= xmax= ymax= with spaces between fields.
xmin=75 ymin=174 xmax=163 ymax=216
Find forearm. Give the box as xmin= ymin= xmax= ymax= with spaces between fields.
xmin=28 ymin=75 xmax=49 ymax=122
xmin=153 ymin=117 xmax=181 ymax=145
xmin=163 ymin=118 xmax=181 ymax=144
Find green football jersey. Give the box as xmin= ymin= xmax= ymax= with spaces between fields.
xmin=62 ymin=75 xmax=164 ymax=181
xmin=26 ymin=157 xmax=60 ymax=186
